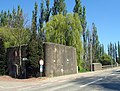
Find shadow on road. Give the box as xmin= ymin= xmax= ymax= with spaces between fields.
xmin=97 ymin=82 xmax=120 ymax=91
xmin=69 ymin=74 xmax=120 ymax=91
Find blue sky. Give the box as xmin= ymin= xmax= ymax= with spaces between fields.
xmin=0 ymin=0 xmax=120 ymax=51
xmin=82 ymin=0 xmax=120 ymax=51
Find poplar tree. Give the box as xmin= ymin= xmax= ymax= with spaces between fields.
xmin=92 ymin=23 xmax=100 ymax=63
xmin=108 ymin=44 xmax=110 ymax=56
xmin=86 ymin=28 xmax=91 ymax=70
xmin=27 ymin=2 xmax=39 ymax=77
xmin=45 ymin=0 xmax=51 ymax=22
xmin=109 ymin=42 xmax=114 ymax=65
xmin=38 ymin=0 xmax=45 ymax=60
xmin=112 ymin=44 xmax=117 ymax=63
xmin=39 ymin=0 xmax=44 ymax=31
xmin=99 ymin=44 xmax=104 ymax=57
xmin=73 ymin=0 xmax=88 ymax=69
xmin=0 ymin=11 xmax=8 ymax=26
xmin=109 ymin=42 xmax=113 ymax=58
xmin=115 ymin=43 xmax=117 ymax=63
xmin=73 ymin=0 xmax=82 ymax=19
xmin=52 ymin=0 xmax=67 ymax=15
xmin=0 ymin=11 xmax=4 ymax=26
xmin=118 ymin=41 xmax=120 ymax=63
xmin=81 ymin=6 xmax=87 ymax=68
xmin=52 ymin=0 xmax=58 ymax=15
xmin=58 ymin=0 xmax=67 ymax=15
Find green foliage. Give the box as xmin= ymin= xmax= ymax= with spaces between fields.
xmin=52 ymin=0 xmax=67 ymax=15
xmin=73 ymin=1 xmax=88 ymax=70
xmin=27 ymin=38 xmax=39 ymax=68
xmin=45 ymin=0 xmax=51 ymax=22
xmin=92 ymin=23 xmax=100 ymax=63
xmin=0 ymin=38 xmax=6 ymax=75
xmin=27 ymin=2 xmax=44 ymax=77
xmin=81 ymin=7 xmax=87 ymax=69
xmin=37 ymin=32 xmax=43 ymax=59
xmin=38 ymin=1 xmax=44 ymax=59
xmin=99 ymin=53 xmax=113 ymax=65
xmin=27 ymin=2 xmax=39 ymax=68
xmin=0 ymin=5 xmax=23 ymax=28
xmin=73 ymin=0 xmax=82 ymax=19
xmin=0 ymin=27 xmax=30 ymax=48
xmin=107 ymin=42 xmax=118 ymax=64
xmin=85 ymin=29 xmax=91 ymax=70
xmin=39 ymin=0 xmax=44 ymax=29
xmin=0 ymin=5 xmax=30 ymax=48
xmin=44 ymin=14 xmax=83 ymax=71
xmin=118 ymin=41 xmax=120 ymax=63
xmin=0 ymin=0 xmax=115 ymax=75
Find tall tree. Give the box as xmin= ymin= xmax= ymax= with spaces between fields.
xmin=73 ymin=0 xmax=82 ymax=20
xmin=109 ymin=42 xmax=113 ymax=58
xmin=86 ymin=28 xmax=91 ymax=70
xmin=118 ymin=41 xmax=120 ymax=63
xmin=7 ymin=10 xmax=12 ymax=27
xmin=115 ymin=43 xmax=117 ymax=63
xmin=58 ymin=0 xmax=67 ymax=15
xmin=38 ymin=0 xmax=44 ymax=60
xmin=45 ymin=0 xmax=51 ymax=22
xmin=73 ymin=1 xmax=87 ymax=69
xmin=39 ymin=0 xmax=44 ymax=31
xmin=52 ymin=0 xmax=67 ymax=15
xmin=81 ymin=6 xmax=87 ymax=69
xmin=112 ymin=44 xmax=117 ymax=62
xmin=108 ymin=44 xmax=110 ymax=56
xmin=92 ymin=23 xmax=100 ymax=63
xmin=34 ymin=2 xmax=38 ymax=34
xmin=52 ymin=0 xmax=58 ymax=15
xmin=0 ymin=11 xmax=8 ymax=26
xmin=99 ymin=44 xmax=104 ymax=57
xmin=27 ymin=2 xmax=39 ymax=77
xmin=109 ymin=42 xmax=114 ymax=65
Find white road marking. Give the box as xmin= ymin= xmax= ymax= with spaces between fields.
xmin=110 ymin=74 xmax=116 ymax=76
xmin=79 ymin=78 xmax=103 ymax=88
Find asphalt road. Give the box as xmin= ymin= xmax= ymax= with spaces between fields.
xmin=1 ymin=68 xmax=120 ymax=91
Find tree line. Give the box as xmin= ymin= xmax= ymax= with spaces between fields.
xmin=0 ymin=0 xmax=119 ymax=76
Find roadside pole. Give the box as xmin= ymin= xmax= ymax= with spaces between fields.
xmin=39 ymin=59 xmax=44 ymax=77
xmin=90 ymin=36 xmax=92 ymax=72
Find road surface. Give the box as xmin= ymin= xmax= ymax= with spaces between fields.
xmin=0 ymin=67 xmax=120 ymax=91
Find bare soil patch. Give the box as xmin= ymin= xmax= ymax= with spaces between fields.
xmin=0 ymin=75 xmax=47 ymax=82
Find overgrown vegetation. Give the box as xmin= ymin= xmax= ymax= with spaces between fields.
xmin=45 ymin=14 xmax=83 ymax=70
xmin=0 ymin=0 xmax=120 ymax=76
xmin=0 ymin=38 xmax=6 ymax=75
